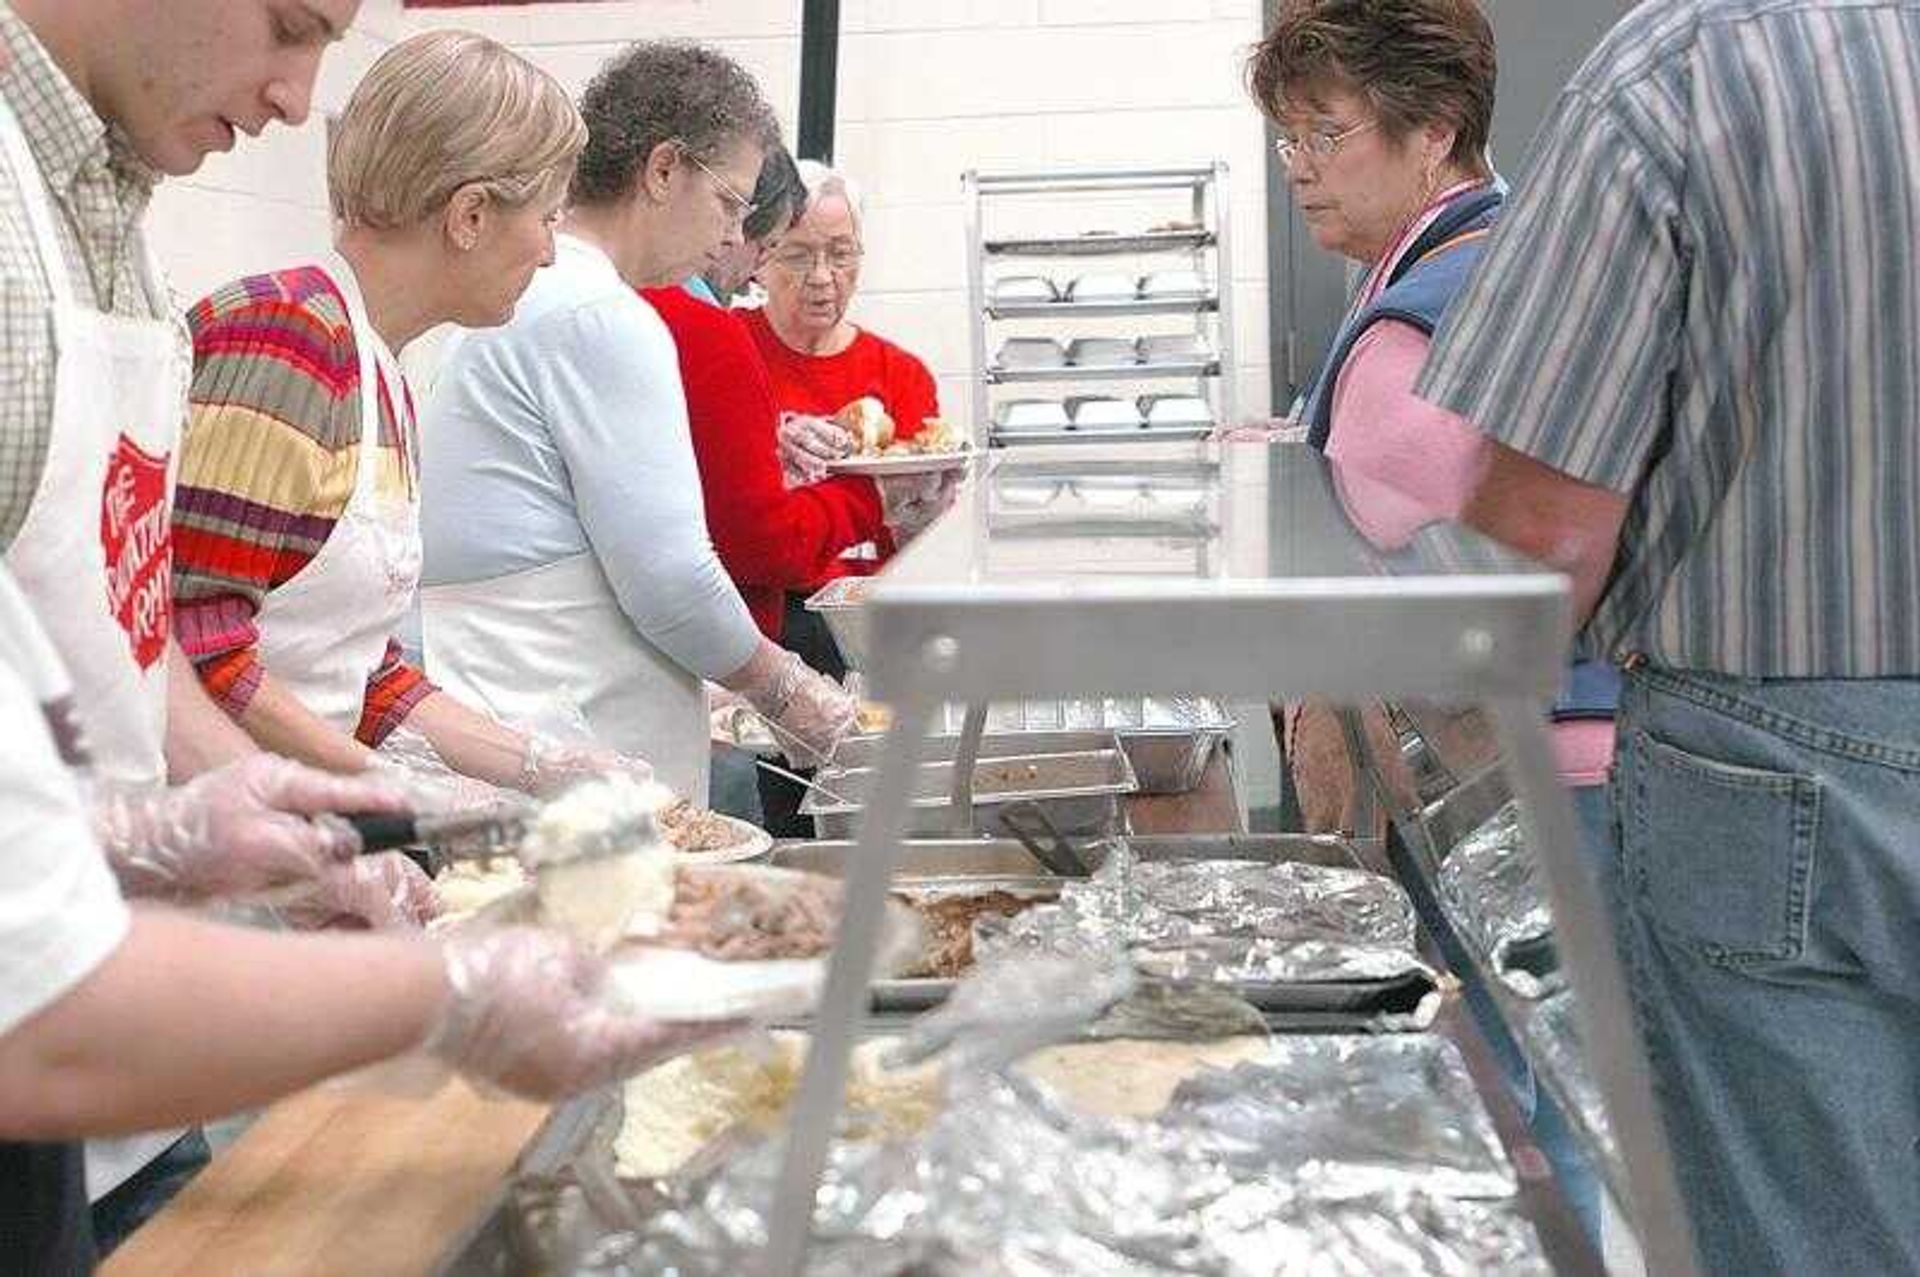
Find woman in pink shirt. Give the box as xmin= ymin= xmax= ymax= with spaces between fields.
xmin=1245 ymin=0 xmax=1617 ymax=832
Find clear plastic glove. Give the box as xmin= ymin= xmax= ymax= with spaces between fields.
xmin=280 ymin=851 xmax=443 ymax=931
xmin=878 ymin=469 xmax=961 ymax=542
xmin=777 ymin=411 xmax=855 ymax=487
xmin=516 ymin=735 xmax=657 ymax=799
xmin=93 ymin=754 xmax=409 ymax=903
xmin=730 ymin=643 xmax=856 ymax=766
xmin=766 ymin=660 xmax=857 ymax=766
xmin=424 ymin=927 xmax=743 ymax=1099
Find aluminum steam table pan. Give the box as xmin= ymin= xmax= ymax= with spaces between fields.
xmin=1138 ymin=332 xmax=1213 ymax=365
xmin=802 ymin=576 xmax=873 ymax=667
xmin=993 ymin=398 xmax=1073 ymax=436
xmin=990 ymin=274 xmax=1059 ymax=305
xmin=830 ymin=698 xmax=1232 ymax=795
xmin=1064 ymin=270 xmax=1138 ymax=302
xmin=1066 ymin=335 xmax=1140 ymax=368
xmin=798 ymin=745 xmax=1138 ymax=841
xmin=1141 ymin=392 xmax=1216 ymax=429
xmin=770 ymin=836 xmax=1438 ymax=1026
xmin=1068 ymin=394 xmax=1145 ymax=430
xmin=994 ymin=336 xmax=1069 ymax=370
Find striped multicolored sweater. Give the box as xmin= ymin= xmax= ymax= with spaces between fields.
xmin=173 ymin=265 xmax=433 ymax=745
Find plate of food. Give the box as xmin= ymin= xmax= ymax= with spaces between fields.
xmin=824 ymin=399 xmax=973 ymax=476
xmin=605 ymin=863 xmax=924 ymax=1022
xmin=659 ymin=799 xmax=773 ymax=864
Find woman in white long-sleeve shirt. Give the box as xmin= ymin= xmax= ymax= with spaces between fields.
xmin=417 ymin=42 xmax=854 ymax=800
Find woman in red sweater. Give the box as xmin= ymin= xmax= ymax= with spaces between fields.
xmin=742 ymin=162 xmax=947 ymax=492
xmin=642 ymin=154 xmax=946 ymax=642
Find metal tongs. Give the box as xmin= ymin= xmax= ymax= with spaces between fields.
xmin=338 ymin=778 xmax=655 ymax=871
xmin=340 ymin=800 xmax=539 ymax=867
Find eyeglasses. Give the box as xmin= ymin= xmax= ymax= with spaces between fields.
xmin=767 ymin=242 xmax=864 ymax=275
xmin=678 ymin=145 xmax=759 ymax=226
xmin=1272 ymin=118 xmax=1378 ymax=168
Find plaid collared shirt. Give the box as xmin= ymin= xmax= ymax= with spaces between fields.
xmin=0 ymin=2 xmax=165 ymax=549
xmin=1419 ymin=0 xmax=1920 ymax=678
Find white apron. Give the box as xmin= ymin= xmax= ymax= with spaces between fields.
xmin=252 ymin=256 xmax=421 ymax=732
xmin=420 ymin=553 xmax=710 ymax=801
xmin=0 ymin=101 xmax=182 ymax=789
xmin=0 ymin=98 xmax=190 ymax=1200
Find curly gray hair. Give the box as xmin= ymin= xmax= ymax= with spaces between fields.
xmin=571 ymin=40 xmax=780 ymax=207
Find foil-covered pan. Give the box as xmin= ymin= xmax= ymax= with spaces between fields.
xmin=519 ymin=1034 xmax=1541 ymax=1277
xmin=1435 ymin=801 xmax=1561 ymax=996
xmin=769 ymin=836 xmax=1436 ymax=1027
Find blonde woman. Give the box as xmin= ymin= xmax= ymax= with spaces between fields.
xmin=171 ymin=32 xmax=629 ymax=794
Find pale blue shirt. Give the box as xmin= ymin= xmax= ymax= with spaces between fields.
xmin=418 ymin=235 xmax=759 ymax=679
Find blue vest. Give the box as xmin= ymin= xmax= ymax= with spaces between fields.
xmin=1301 ymin=185 xmax=1504 ymax=451
xmin=1301 ymin=185 xmax=1620 ymax=725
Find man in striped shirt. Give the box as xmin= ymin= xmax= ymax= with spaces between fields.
xmin=1419 ymin=2 xmax=1920 ymax=1272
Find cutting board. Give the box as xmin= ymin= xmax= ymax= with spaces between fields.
xmin=101 ymin=1066 xmax=546 ymax=1277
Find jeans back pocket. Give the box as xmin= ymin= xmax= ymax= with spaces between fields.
xmin=1622 ymin=729 xmax=1821 ymax=967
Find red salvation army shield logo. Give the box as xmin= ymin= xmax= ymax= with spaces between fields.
xmin=99 ymin=434 xmax=172 ymax=671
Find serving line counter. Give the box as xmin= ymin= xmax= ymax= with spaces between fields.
xmin=106 ymin=441 xmax=1690 ymax=1277
xmin=760 ymin=440 xmax=1693 ymax=1276
xmin=101 ymin=780 xmax=1242 ymax=1277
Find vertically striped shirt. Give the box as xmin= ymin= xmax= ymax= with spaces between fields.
xmin=1418 ymin=0 xmax=1920 ymax=678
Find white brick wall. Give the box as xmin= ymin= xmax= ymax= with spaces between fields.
xmin=145 ymin=0 xmax=407 ymax=301
xmin=148 ymin=1 xmax=1275 ymax=419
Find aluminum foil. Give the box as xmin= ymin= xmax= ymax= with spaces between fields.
xmin=575 ymin=1056 xmax=1539 ymax=1277
xmin=1523 ymin=992 xmax=1619 ymax=1172
xmin=1158 ymin=1036 xmax=1517 ymax=1201
xmin=1436 ymin=802 xmax=1560 ymax=992
xmin=979 ymin=842 xmax=1425 ymax=986
xmin=563 ymin=937 xmax=1532 ymax=1277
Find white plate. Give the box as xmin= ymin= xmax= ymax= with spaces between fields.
xmin=670 ymin=813 xmax=774 ymax=865
xmin=607 ymin=948 xmax=827 ymax=1022
xmin=826 ymin=446 xmax=974 ymax=477
xmin=607 ymin=865 xmax=924 ymax=1022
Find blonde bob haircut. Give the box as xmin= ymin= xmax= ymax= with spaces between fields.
xmin=329 ymin=30 xmax=586 ymax=231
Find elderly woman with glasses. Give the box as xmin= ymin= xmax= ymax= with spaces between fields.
xmin=416 ymin=41 xmax=854 ymax=803
xmin=747 ymin=163 xmax=947 ymax=499
xmin=1245 ymin=0 xmax=1618 ymax=839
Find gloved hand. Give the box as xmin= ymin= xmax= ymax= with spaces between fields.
xmin=877 ymin=469 xmax=961 ymax=542
xmin=777 ymin=411 xmax=855 ymax=487
xmin=515 ymin=734 xmax=657 ymax=799
xmin=280 ymin=851 xmax=443 ymax=931
xmin=425 ymin=927 xmax=742 ymax=1099
xmin=372 ymin=723 xmax=655 ymax=804
xmin=93 ymin=754 xmax=409 ymax=903
xmin=729 ymin=642 xmax=856 ymax=765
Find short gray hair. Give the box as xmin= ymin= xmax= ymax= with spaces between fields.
xmin=571 ymin=41 xmax=779 ymax=207
xmin=795 ymin=159 xmax=864 ymax=233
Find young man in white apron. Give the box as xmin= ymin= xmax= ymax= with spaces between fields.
xmin=0 ymin=0 xmax=358 ymax=1263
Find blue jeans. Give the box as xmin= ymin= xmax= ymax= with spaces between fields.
xmin=1608 ymin=666 xmax=1920 ymax=1276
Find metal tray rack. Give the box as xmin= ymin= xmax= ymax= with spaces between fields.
xmin=757 ymin=441 xmax=1699 ymax=1277
xmin=964 ymin=166 xmax=1237 ymax=449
